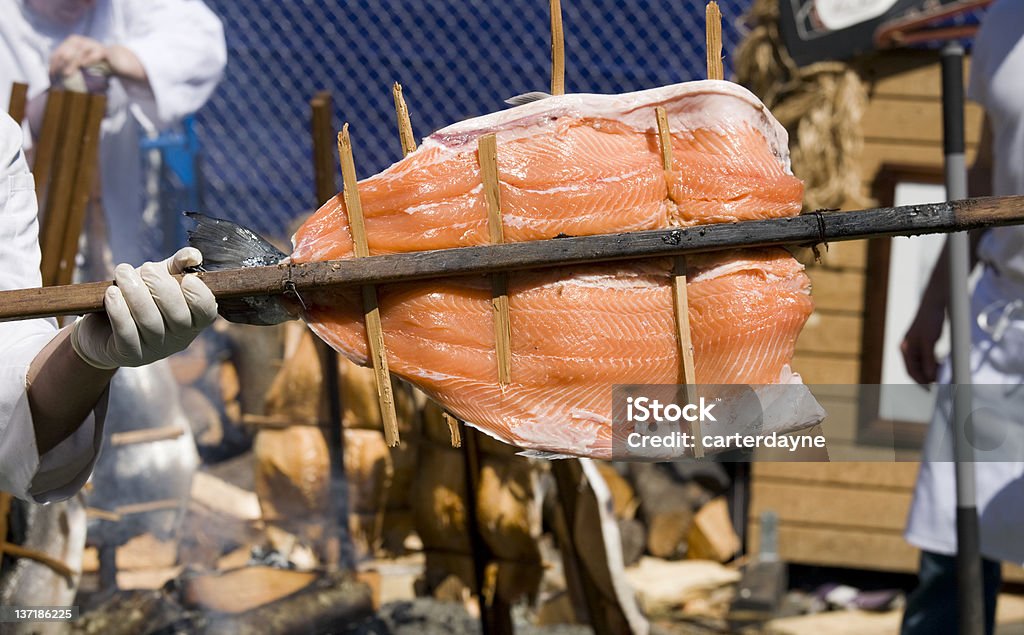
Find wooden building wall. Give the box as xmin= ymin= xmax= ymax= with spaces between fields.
xmin=747 ymin=51 xmax=1024 ymax=581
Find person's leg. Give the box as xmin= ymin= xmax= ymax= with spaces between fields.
xmin=901 ymin=550 xmax=957 ymax=635
xmin=982 ymin=556 xmax=1003 ymax=635
xmin=901 ymin=551 xmax=1003 ymax=635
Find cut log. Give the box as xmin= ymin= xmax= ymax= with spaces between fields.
xmin=687 ymin=497 xmax=740 ymax=563
xmin=181 ymin=566 xmax=317 ymax=614
xmin=624 ymin=557 xmax=740 ymax=617
xmin=594 ymin=462 xmax=638 ymax=520
xmin=191 ymin=471 xmax=262 ymax=521
xmin=629 ymin=463 xmax=708 ymax=559
xmin=202 ymin=572 xmax=373 ymax=635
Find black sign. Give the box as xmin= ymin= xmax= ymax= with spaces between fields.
xmin=779 ymin=0 xmax=977 ymax=66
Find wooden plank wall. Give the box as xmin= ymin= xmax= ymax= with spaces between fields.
xmin=749 ymin=51 xmax=1024 ymax=582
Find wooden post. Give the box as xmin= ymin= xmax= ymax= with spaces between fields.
xmin=478 ymin=134 xmax=512 ymax=386
xmin=311 ymin=91 xmax=350 ymax=570
xmin=7 ymin=82 xmax=28 ymax=123
xmin=550 ymin=0 xmax=565 ymax=95
xmin=655 ymin=106 xmax=702 ymax=457
xmin=55 ymin=93 xmax=105 ymax=286
xmin=38 ymin=91 xmax=87 ymax=286
xmin=337 ymin=125 xmax=401 ymax=447
xmin=706 ymin=2 xmax=724 ymax=81
xmin=31 ymin=91 xmax=67 ymax=204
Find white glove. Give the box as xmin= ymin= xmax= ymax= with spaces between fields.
xmin=71 ymin=248 xmax=218 ymax=369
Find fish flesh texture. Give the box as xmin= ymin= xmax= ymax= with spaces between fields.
xmin=193 ymin=80 xmax=818 ymax=458
xmin=292 ymin=81 xmax=803 ymax=261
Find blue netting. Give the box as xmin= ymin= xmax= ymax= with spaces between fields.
xmin=190 ymin=0 xmax=753 ymax=243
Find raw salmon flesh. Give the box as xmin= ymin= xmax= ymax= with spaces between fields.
xmin=198 ymin=80 xmax=817 ymax=458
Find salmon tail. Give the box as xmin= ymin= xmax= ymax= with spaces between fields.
xmin=184 ymin=212 xmax=294 ymax=326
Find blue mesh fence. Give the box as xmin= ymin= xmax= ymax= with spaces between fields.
xmin=182 ymin=0 xmax=753 ymax=244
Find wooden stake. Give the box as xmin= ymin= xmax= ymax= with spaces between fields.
xmin=478 ymin=134 xmax=513 ymax=386
xmin=392 ymin=83 xmax=417 ymax=156
xmin=706 ymin=1 xmax=724 ymax=81
xmin=338 ymin=125 xmax=401 ymax=447
xmin=442 ymin=411 xmax=462 ymax=448
xmin=550 ymin=0 xmax=565 ymax=95
xmin=655 ymin=107 xmax=702 ymax=458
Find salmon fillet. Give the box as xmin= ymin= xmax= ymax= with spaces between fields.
xmin=304 ymin=250 xmax=812 ymax=457
xmin=281 ymin=81 xmax=814 ymax=457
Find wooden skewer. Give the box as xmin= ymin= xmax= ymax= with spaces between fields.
xmin=114 ymin=499 xmax=181 ymax=515
xmin=706 ymin=1 xmax=724 ymax=81
xmin=443 ymin=411 xmax=462 ymax=448
xmin=392 ymin=83 xmax=417 ymax=156
xmin=111 ymin=425 xmax=185 ymax=446
xmin=338 ymin=125 xmax=401 ymax=447
xmin=392 ymin=85 xmax=467 ymax=446
xmin=478 ymin=134 xmax=513 ymax=386
xmin=655 ymin=107 xmax=702 ymax=458
xmin=550 ymin=0 xmax=565 ymax=95
xmin=85 ymin=506 xmax=122 ymax=522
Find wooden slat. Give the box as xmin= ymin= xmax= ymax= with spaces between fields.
xmin=752 ymin=462 xmax=920 ymax=490
xmin=478 ymin=134 xmax=512 ymax=386
xmin=338 ymin=125 xmax=400 ymax=447
xmin=861 ymin=139 xmax=978 ymax=184
xmin=806 ymin=268 xmax=865 ymax=312
xmin=750 ymin=521 xmax=917 ymax=572
xmin=794 ymin=239 xmax=869 ymax=271
xmin=751 ymin=481 xmax=911 ymax=532
xmin=796 ymin=311 xmax=862 ymax=355
xmin=7 ymin=82 xmax=28 ymax=123
xmin=863 ymin=97 xmax=983 ymax=145
xmin=791 ymin=352 xmax=860 ymax=384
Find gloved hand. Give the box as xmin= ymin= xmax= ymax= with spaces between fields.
xmin=71 ymin=248 xmax=218 ymax=369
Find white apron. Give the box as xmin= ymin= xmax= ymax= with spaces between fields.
xmin=905 ymin=265 xmax=1024 ymax=564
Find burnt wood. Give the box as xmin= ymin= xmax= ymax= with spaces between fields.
xmin=2 ymin=195 xmax=1023 ymax=322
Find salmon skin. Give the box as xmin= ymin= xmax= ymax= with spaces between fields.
xmin=190 ymin=80 xmax=821 ymax=458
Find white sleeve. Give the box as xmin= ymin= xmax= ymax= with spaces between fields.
xmin=118 ymin=0 xmax=227 ymax=127
xmin=0 ymin=113 xmax=106 ymax=503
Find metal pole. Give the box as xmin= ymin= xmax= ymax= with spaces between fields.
xmin=941 ymin=41 xmax=984 ymax=635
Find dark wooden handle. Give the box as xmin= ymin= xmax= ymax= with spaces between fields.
xmin=2 ymin=195 xmax=1022 ymax=323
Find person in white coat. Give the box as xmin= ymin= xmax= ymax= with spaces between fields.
xmin=900 ymin=2 xmax=1024 ymax=633
xmin=0 ymin=110 xmax=217 ymax=502
xmin=0 ymin=0 xmax=226 ymax=266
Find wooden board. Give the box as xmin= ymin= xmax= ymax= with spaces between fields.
xmin=863 ymin=97 xmax=984 ymax=145
xmin=796 ymin=312 xmax=863 ymax=356
xmin=861 ymin=140 xmax=978 ymax=185
xmin=749 ymin=521 xmax=917 ymax=572
xmin=752 ymin=463 xmax=919 ymax=490
xmin=791 ymin=352 xmax=860 ymax=384
xmin=806 ymin=269 xmax=866 ymax=313
xmin=751 ymin=481 xmax=911 ymax=532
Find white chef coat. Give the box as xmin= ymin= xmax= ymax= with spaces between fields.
xmin=905 ymin=0 xmax=1024 ymax=564
xmin=0 ymin=0 xmax=226 ymax=266
xmin=0 ymin=113 xmax=105 ymax=503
